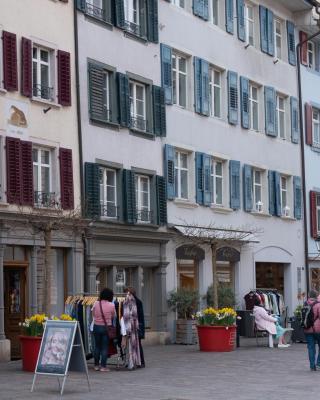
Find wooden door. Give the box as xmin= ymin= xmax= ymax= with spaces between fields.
xmin=4 ymin=268 xmax=26 ymax=359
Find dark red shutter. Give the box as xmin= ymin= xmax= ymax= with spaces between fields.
xmin=2 ymin=31 xmax=18 ymax=91
xmin=310 ymin=191 xmax=318 ymax=239
xmin=21 ymin=38 xmax=32 ymax=97
xmin=21 ymin=141 xmax=34 ymax=206
xmin=59 ymin=148 xmax=74 ymax=209
xmin=57 ymin=50 xmax=71 ymax=106
xmin=299 ymin=31 xmax=308 ymax=66
xmin=305 ymin=103 xmax=313 ymax=145
xmin=6 ymin=137 xmax=21 ymax=204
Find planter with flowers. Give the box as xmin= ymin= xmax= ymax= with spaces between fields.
xmin=19 ymin=313 xmax=73 ymax=372
xmin=196 ymin=307 xmax=237 ymax=352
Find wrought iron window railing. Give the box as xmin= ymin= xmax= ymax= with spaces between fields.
xmin=124 ymin=20 xmax=141 ymax=37
xmin=34 ymin=191 xmax=58 ymax=208
xmin=33 ymin=84 xmax=54 ymax=101
xmin=85 ymin=2 xmax=111 ymax=23
xmin=136 ymin=209 xmax=153 ymax=223
xmin=130 ymin=115 xmax=147 ymax=132
xmin=100 ymin=203 xmax=119 ymax=219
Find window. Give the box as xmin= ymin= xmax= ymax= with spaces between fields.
xmin=308 ymin=41 xmax=315 ymax=69
xmin=211 ymin=160 xmax=223 ymax=205
xmin=249 ymin=84 xmax=259 ymax=131
xmin=33 ymin=148 xmax=53 ymax=207
xmin=172 ymin=52 xmax=187 ymax=108
xmin=129 ymin=81 xmax=146 ymax=131
xmin=175 ymin=151 xmax=188 ymax=199
xmin=253 ymin=170 xmax=262 ymax=211
xmin=276 ymin=95 xmax=286 ymax=139
xmin=172 ymin=0 xmax=185 ymax=8
xmin=135 ymin=175 xmax=151 ymax=223
xmin=274 ymin=19 xmax=282 ymax=59
xmin=99 ymin=167 xmax=117 ymax=218
xmin=312 ymin=108 xmax=320 ymax=146
xmin=211 ymin=0 xmax=219 ymax=25
xmin=209 ymin=68 xmax=221 ymax=118
xmin=244 ymin=3 xmax=254 ymax=46
xmin=281 ymin=176 xmax=289 ymax=216
xmin=317 ymin=195 xmax=320 ymax=234
xmin=32 ymin=46 xmax=53 ymax=101
xmin=124 ymin=0 xmax=140 ymax=35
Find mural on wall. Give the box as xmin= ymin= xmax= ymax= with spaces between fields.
xmin=5 ymin=99 xmax=28 ymax=136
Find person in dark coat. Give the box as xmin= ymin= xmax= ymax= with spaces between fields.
xmin=125 ymin=287 xmax=145 ymax=367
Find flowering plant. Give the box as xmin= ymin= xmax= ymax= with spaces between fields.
xmin=195 ymin=307 xmax=237 ymax=327
xmin=20 ymin=313 xmax=75 ymax=336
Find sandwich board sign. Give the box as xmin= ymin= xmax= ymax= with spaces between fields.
xmin=31 ymin=320 xmax=90 ymax=396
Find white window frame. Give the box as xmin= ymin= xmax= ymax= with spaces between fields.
xmin=172 ymin=0 xmax=185 ymax=8
xmin=244 ymin=3 xmax=254 ymax=46
xmin=32 ymin=45 xmax=53 ymax=101
xmin=211 ymin=0 xmax=219 ymax=26
xmin=209 ymin=67 xmax=221 ymax=118
xmin=211 ymin=159 xmax=223 ymax=206
xmin=175 ymin=150 xmax=189 ymax=200
xmin=253 ymin=169 xmax=263 ymax=212
xmin=276 ymin=94 xmax=286 ymax=139
xmin=135 ymin=174 xmax=151 ymax=223
xmin=129 ymin=80 xmax=146 ymax=131
xmin=172 ymin=52 xmax=187 ymax=108
xmin=124 ymin=0 xmax=139 ymax=26
xmin=99 ymin=167 xmax=117 ymax=219
xmin=32 ymin=147 xmax=52 ymax=206
xmin=312 ymin=108 xmax=320 ymax=147
xmin=274 ymin=19 xmax=282 ymax=60
xmin=308 ymin=41 xmax=315 ymax=70
xmin=249 ymin=83 xmax=259 ymax=131
xmin=280 ymin=175 xmax=289 ymax=216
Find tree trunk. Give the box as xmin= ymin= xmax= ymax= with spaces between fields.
xmin=43 ymin=229 xmax=53 ymax=315
xmin=211 ymin=242 xmax=218 ymax=308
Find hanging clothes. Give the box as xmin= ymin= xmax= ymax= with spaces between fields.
xmin=122 ymin=294 xmax=141 ymax=369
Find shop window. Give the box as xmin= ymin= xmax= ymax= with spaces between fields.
xmin=177 ymin=259 xmax=198 ymax=289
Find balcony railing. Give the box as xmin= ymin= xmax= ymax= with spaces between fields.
xmin=136 ymin=209 xmax=153 ymax=223
xmin=130 ymin=115 xmax=147 ymax=132
xmin=124 ymin=20 xmax=141 ymax=37
xmin=33 ymin=84 xmax=54 ymax=101
xmin=34 ymin=191 xmax=58 ymax=208
xmin=100 ymin=203 xmax=119 ymax=219
xmin=85 ymin=2 xmax=110 ymax=23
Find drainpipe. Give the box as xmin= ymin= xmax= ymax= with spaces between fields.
xmin=296 ymin=28 xmax=320 ymax=295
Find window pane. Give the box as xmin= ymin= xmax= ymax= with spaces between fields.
xmin=214 ymin=70 xmax=220 ymax=85
xmin=212 ymin=0 xmax=218 ymax=25
xmin=214 ymin=86 xmax=221 ymax=117
xmin=41 ymin=167 xmax=50 ymax=192
xmin=249 ymin=22 xmax=254 ymax=45
xmin=41 ymin=150 xmax=50 ymax=165
xmin=141 ymin=177 xmax=148 ymax=192
xmin=32 ymin=149 xmax=38 ymax=162
xmin=136 ymin=100 xmax=144 ymax=117
xmin=279 ymin=112 xmax=285 ymax=138
xmin=216 ymin=177 xmax=222 ymax=204
xmin=179 ymin=57 xmax=186 ymax=73
xmin=255 ymin=186 xmax=261 ymax=203
xmin=254 ymin=170 xmax=261 ymax=184
xmin=181 ymin=170 xmax=188 ymax=199
xmin=279 ymin=97 xmax=284 ymax=109
xmin=252 ymin=86 xmax=258 ymax=100
xmin=107 ymin=170 xmax=115 ymax=186
xmin=107 ymin=186 xmax=115 ymax=203
xmin=40 ymin=50 xmax=48 ymax=63
xmin=215 ymin=162 xmax=222 ymax=176
xmin=33 ymin=166 xmax=38 ymax=191
xmin=33 ymin=47 xmax=37 ymax=59
xmin=180 ymin=153 xmax=188 ymax=168
xmin=252 ymin=102 xmax=259 ymax=130
xmin=179 ymin=74 xmax=186 ymax=107
xmin=136 ymin=85 xmax=144 ymax=101
xmin=172 ymin=71 xmax=177 ymax=105
xmin=281 ymin=177 xmax=286 ymax=189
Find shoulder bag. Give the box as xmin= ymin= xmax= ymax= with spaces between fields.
xmin=99 ymin=301 xmax=116 ymax=339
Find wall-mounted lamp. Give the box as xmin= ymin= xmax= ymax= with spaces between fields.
xmin=273 ymin=58 xmax=279 ymax=64
xmin=244 ymin=43 xmax=250 ymax=49
xmin=43 ymin=107 xmax=52 ymax=114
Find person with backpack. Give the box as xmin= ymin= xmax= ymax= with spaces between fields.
xmin=302 ymin=290 xmax=320 ymax=371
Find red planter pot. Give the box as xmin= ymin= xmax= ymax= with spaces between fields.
xmin=19 ymin=336 xmax=42 ymax=372
xmin=197 ymin=325 xmax=236 ymax=352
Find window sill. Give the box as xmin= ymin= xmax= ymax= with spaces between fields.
xmin=33 ymin=205 xmax=61 ymax=212
xmin=174 ymin=199 xmax=199 ymax=209
xmin=129 ymin=128 xmax=155 ymax=140
xmin=250 ymin=211 xmax=271 ymax=218
xmin=90 ymin=118 xmax=120 ymax=130
xmin=84 ymin=13 xmax=113 ymax=30
xmin=0 ymin=202 xmax=9 ymax=207
xmin=124 ymin=30 xmax=148 ymax=44
xmin=210 ymin=204 xmax=233 ymax=214
xmin=280 ymin=215 xmax=296 ymax=221
xmin=31 ymin=97 xmax=61 ymax=109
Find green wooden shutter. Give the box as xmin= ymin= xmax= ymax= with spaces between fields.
xmin=164 ymin=144 xmax=175 ymax=200
xmin=240 ymin=76 xmax=249 ymax=129
xmin=115 ymin=0 xmax=125 ymax=28
xmin=147 ymin=0 xmax=158 ymax=43
xmin=264 ymin=86 xmax=276 ymax=136
xmin=237 ymin=0 xmax=245 ymax=42
xmin=203 ymin=154 xmax=212 ymax=206
xmin=293 ymin=176 xmax=302 ymax=220
xmin=225 ymin=0 xmax=234 ymax=34
xmin=228 ymin=71 xmax=238 ymax=125
xmin=290 ymin=97 xmax=299 ymax=144
xmin=259 ymin=6 xmax=268 ymax=54
xmin=117 ymin=72 xmax=130 ymax=127
xmin=267 ymin=9 xmax=274 ymax=56
xmin=123 ymin=169 xmax=136 ymax=223
xmin=160 ymin=44 xmax=173 ymax=105
xmin=243 ymin=164 xmax=252 ymax=212
xmin=76 ymin=0 xmax=85 ymax=11
xmin=156 ymin=175 xmax=167 ymax=225
xmin=229 ymin=160 xmax=240 ymax=210
xmin=139 ymin=0 xmax=147 ymax=38
xmin=84 ymin=162 xmax=100 ymax=218
xmin=287 ymin=21 xmax=296 ymax=66
xmin=88 ymin=63 xmax=110 ymax=123
xmin=153 ymin=85 xmax=166 ymax=137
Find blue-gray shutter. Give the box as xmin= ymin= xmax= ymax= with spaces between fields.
xmin=229 ymin=160 xmax=240 ymax=210
xmin=227 ymin=71 xmax=238 ymax=125
xmin=123 ymin=169 xmax=136 ymax=224
xmin=164 ymin=144 xmax=175 ymax=200
xmin=240 ymin=76 xmax=249 ymax=129
xmin=76 ymin=0 xmax=85 ymax=11
xmin=194 ymin=58 xmax=209 ymax=116
xmin=193 ymin=0 xmax=202 ymax=18
xmin=264 ymin=86 xmax=276 ymax=136
xmin=316 ymin=43 xmax=320 ymax=72
xmin=160 ymin=44 xmax=173 ymax=105
xmin=268 ymin=170 xmax=275 ymax=215
xmin=274 ymin=171 xmax=281 ymax=217
xmin=203 ymin=154 xmax=212 ymax=206
xmin=194 ymin=57 xmax=202 ymax=114
xmin=267 ymin=9 xmax=274 ymax=56
xmin=225 ymin=0 xmax=234 ymax=34
xmin=259 ymin=6 xmax=268 ymax=54
xmin=290 ymin=97 xmax=299 ymax=144
xmin=84 ymin=162 xmax=100 ymax=218
xmin=237 ymin=0 xmax=245 ymax=42
xmin=115 ymin=0 xmax=125 ymax=28
xmin=156 ymin=175 xmax=167 ymax=225
xmin=153 ymin=85 xmax=166 ymax=137
xmin=147 ymin=0 xmax=159 ymax=43
xmin=195 ymin=152 xmax=204 ymax=205
xmin=243 ymin=164 xmax=252 ymax=212
xmin=287 ymin=21 xmax=296 ymax=66
xmin=117 ymin=72 xmax=130 ymax=127
xmin=203 ymin=0 xmax=209 ymax=20
xmin=293 ymin=176 xmax=302 ymax=220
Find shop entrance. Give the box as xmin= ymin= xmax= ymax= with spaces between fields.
xmin=177 ymin=259 xmax=198 ymax=289
xmin=255 ymin=262 xmax=284 ymax=293
xmin=4 ymin=265 xmax=27 ymax=359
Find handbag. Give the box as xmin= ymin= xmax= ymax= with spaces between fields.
xmin=99 ymin=301 xmax=116 ymax=339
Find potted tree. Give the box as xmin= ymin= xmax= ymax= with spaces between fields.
xmin=168 ymin=288 xmax=199 ymax=344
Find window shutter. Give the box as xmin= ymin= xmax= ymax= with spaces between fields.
xmin=115 ymin=0 xmax=125 ymax=28
xmin=59 ymin=148 xmax=74 ymax=210
xmin=160 ymin=44 xmax=173 ymax=105
xmin=267 ymin=9 xmax=274 ymax=56
xmin=194 ymin=57 xmax=202 ymax=114
xmin=259 ymin=6 xmax=268 ymax=54
xmin=316 ymin=43 xmax=320 ymax=72
xmin=195 ymin=152 xmax=204 ymax=205
xmin=290 ymin=97 xmax=299 ymax=144
xmin=57 ymin=50 xmax=71 ymax=106
xmin=299 ymin=31 xmax=308 ymax=66
xmin=227 ymin=71 xmax=238 ymax=125
xmin=243 ymin=164 xmax=252 ymax=212
xmin=76 ymin=0 xmax=86 ymax=11
xmin=310 ymin=191 xmax=318 ymax=239
xmin=236 ymin=0 xmax=245 ymax=42
xmin=225 ymin=0 xmax=234 ymax=34
xmin=123 ymin=169 xmax=136 ymax=224
xmin=2 ymin=31 xmax=18 ymax=91
xmin=240 ymin=76 xmax=249 ymax=129
xmin=229 ymin=160 xmax=240 ymax=210
xmin=287 ymin=21 xmax=296 ymax=66
xmin=164 ymin=144 xmax=175 ymax=200
xmin=201 ymin=59 xmax=210 ymax=116
xmin=152 ymin=85 xmax=166 ymax=137
xmin=203 ymin=154 xmax=212 ymax=206
xmin=6 ymin=137 xmax=21 ymax=204
xmin=21 ymin=38 xmax=32 ymax=98
xmin=84 ymin=162 xmax=100 ymax=218
xmin=147 ymin=0 xmax=158 ymax=43
xmin=305 ymin=102 xmax=313 ymax=145
xmin=117 ymin=72 xmax=130 ymax=127
xmin=88 ymin=63 xmax=110 ymax=123
xmin=156 ymin=175 xmax=167 ymax=225
xmin=268 ymin=170 xmax=275 ymax=215
xmin=293 ymin=176 xmax=302 ymax=220
xmin=203 ymin=0 xmax=209 ymax=20
xmin=264 ymin=86 xmax=276 ymax=136
xmin=139 ymin=0 xmax=147 ymax=39
xmin=21 ymin=141 xmax=33 ymax=206
xmin=193 ymin=0 xmax=202 ymax=18
xmin=274 ymin=171 xmax=281 ymax=217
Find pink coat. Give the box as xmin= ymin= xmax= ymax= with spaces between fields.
xmin=304 ymin=298 xmax=320 ymax=334
xmin=253 ymin=306 xmax=277 ymax=334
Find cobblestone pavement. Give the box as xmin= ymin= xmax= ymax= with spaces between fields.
xmin=0 ymin=340 xmax=319 ymax=400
